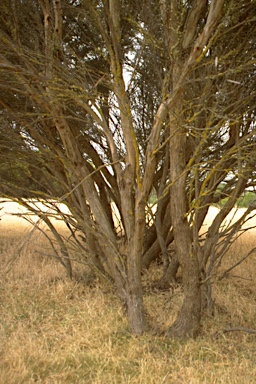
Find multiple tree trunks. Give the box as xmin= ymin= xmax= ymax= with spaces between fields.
xmin=1 ymin=0 xmax=256 ymax=338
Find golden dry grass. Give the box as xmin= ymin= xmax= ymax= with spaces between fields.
xmin=0 ymin=204 xmax=256 ymax=383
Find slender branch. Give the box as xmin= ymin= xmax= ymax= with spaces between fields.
xmin=219 ymin=246 xmax=256 ymax=280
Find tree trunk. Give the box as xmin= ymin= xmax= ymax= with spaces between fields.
xmin=126 ymin=209 xmax=147 ymax=334
xmin=152 ymin=250 xmax=179 ymax=291
xmin=161 ymin=252 xmax=179 ymax=282
xmin=126 ymin=275 xmax=146 ymax=335
xmin=167 ymin=182 xmax=201 ymax=338
xmin=200 ymin=279 xmax=214 ymax=316
xmin=164 ymin=0 xmax=226 ymax=338
xmin=167 ymin=252 xmax=201 ymax=338
xmin=142 ymin=229 xmax=174 ymax=270
xmin=168 ymin=92 xmax=201 ymax=338
xmin=200 ymin=262 xmax=214 ymax=316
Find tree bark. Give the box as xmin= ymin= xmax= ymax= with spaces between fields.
xmin=127 ymin=249 xmax=146 ymax=334
xmin=126 ymin=197 xmax=147 ymax=334
xmin=166 ymin=259 xmax=201 ymax=338
xmin=163 ymin=0 xmax=226 ymax=339
xmin=167 ymin=99 xmax=201 ymax=338
xmin=160 ymin=252 xmax=179 ymax=285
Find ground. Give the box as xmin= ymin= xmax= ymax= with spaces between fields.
xmin=0 ymin=200 xmax=256 ymax=383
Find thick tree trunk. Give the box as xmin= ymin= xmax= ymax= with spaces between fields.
xmin=164 ymin=0 xmax=226 ymax=338
xmin=167 ymin=253 xmax=201 ymax=338
xmin=126 ymin=275 xmax=146 ymax=335
xmin=167 ymin=192 xmax=202 ymax=338
xmin=126 ymin=207 xmax=147 ymax=334
xmin=167 ymin=180 xmax=201 ymax=338
xmin=168 ymin=92 xmax=201 ymax=337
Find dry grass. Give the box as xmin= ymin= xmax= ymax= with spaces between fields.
xmin=0 ymin=207 xmax=256 ymax=383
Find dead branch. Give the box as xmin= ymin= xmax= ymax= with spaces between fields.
xmin=222 ymin=327 xmax=256 ymax=334
xmin=219 ymin=246 xmax=256 ymax=280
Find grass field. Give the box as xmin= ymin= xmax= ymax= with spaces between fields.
xmin=0 ymin=202 xmax=256 ymax=383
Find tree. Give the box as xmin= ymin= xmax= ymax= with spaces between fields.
xmin=0 ymin=0 xmax=256 ymax=337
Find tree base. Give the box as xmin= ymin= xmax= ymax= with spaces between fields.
xmin=166 ymin=317 xmax=200 ymax=339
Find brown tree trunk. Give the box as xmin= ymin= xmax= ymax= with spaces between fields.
xmin=161 ymin=252 xmax=179 ymax=282
xmin=168 ymin=174 xmax=201 ymax=338
xmin=200 ymin=279 xmax=214 ymax=316
xmin=167 ymin=252 xmax=201 ymax=338
xmin=142 ymin=228 xmax=174 ymax=270
xmin=167 ymin=95 xmax=201 ymax=338
xmin=164 ymin=0 xmax=226 ymax=338
xmin=126 ymin=204 xmax=147 ymax=334
xmin=126 ymin=264 xmax=146 ymax=335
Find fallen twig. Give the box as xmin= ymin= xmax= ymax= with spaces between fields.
xmin=222 ymin=327 xmax=256 ymax=334
xmin=215 ymin=326 xmax=256 ymax=338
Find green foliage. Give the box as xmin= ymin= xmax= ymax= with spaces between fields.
xmin=237 ymin=191 xmax=256 ymax=208
xmin=215 ymin=184 xmax=256 ymax=208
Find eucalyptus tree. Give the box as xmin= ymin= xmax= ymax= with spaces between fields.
xmin=0 ymin=0 xmax=256 ymax=337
